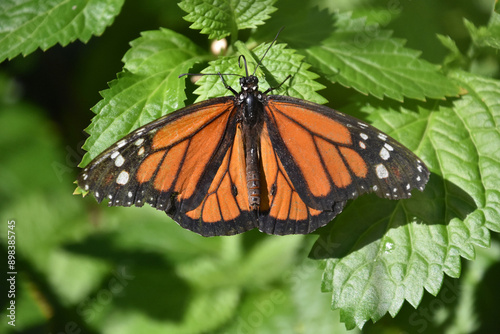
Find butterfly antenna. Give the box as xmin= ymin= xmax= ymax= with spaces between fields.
xmin=178 ymin=73 xmax=242 ymax=78
xmin=238 ymin=55 xmax=250 ymax=77
xmin=252 ymin=26 xmax=285 ymax=76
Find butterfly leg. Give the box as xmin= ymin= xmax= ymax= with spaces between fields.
xmin=262 ymin=75 xmax=291 ymax=95
xmin=218 ymin=72 xmax=239 ymax=95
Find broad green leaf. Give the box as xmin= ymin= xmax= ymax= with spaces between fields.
xmin=0 ymin=0 xmax=124 ymax=62
xmin=80 ymin=28 xmax=206 ymax=166
xmin=178 ymin=0 xmax=277 ymax=39
xmin=312 ymin=71 xmax=500 ymax=329
xmin=297 ymin=12 xmax=459 ymax=101
xmin=193 ymin=41 xmax=327 ymax=104
xmin=464 ymin=12 xmax=500 ymax=50
xmin=449 ymin=71 xmax=500 ymax=235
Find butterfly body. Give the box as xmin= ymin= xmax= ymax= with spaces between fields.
xmin=78 ymin=54 xmax=429 ymax=237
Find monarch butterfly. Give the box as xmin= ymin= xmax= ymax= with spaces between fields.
xmin=77 ymin=31 xmax=429 ymax=237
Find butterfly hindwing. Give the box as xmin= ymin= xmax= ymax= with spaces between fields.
xmin=175 ymin=124 xmax=258 ymax=236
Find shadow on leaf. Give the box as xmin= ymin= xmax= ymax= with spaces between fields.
xmin=309 ymin=173 xmax=476 ymax=260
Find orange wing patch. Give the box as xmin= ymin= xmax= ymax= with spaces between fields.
xmin=270 ymin=101 xmax=352 ymax=145
xmin=152 ymin=101 xmax=234 ymax=149
xmin=268 ymin=105 xmax=331 ymax=197
xmin=135 ymin=103 xmax=234 ymax=205
xmin=185 ymin=125 xmax=250 ymax=223
xmin=265 ymin=101 xmax=369 ymax=204
xmin=260 ymin=124 xmax=321 ymax=224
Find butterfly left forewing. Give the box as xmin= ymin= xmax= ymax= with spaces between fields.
xmin=78 ymin=98 xmax=240 ymax=221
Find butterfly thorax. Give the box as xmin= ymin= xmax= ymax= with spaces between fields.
xmin=238 ymin=75 xmax=265 ymax=128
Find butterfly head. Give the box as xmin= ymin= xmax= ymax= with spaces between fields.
xmin=240 ymin=75 xmax=259 ymax=93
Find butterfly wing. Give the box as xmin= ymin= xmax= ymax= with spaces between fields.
xmin=259 ymin=95 xmax=429 ymax=234
xmin=258 ymin=122 xmax=346 ymax=234
xmin=176 ymin=124 xmax=259 ymax=236
xmin=78 ymin=97 xmax=258 ymax=236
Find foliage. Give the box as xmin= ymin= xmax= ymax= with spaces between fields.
xmin=0 ymin=0 xmax=499 ymax=333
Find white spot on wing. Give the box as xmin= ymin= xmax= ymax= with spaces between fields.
xmin=116 ymin=171 xmax=129 ymax=185
xmin=384 ymin=143 xmax=394 ymax=151
xmin=358 ymin=122 xmax=368 ymax=128
xmin=375 ymin=164 xmax=389 ymax=179
xmin=416 ymin=176 xmax=421 ymax=181
xmin=379 ymin=147 xmax=390 ymax=160
xmin=360 ymin=133 xmax=368 ymax=140
xmin=378 ymin=133 xmax=388 ymax=141
xmin=359 ymin=141 xmax=366 ymax=149
xmin=117 ymin=140 xmax=127 ymax=148
xmin=128 ymin=191 xmax=133 ymax=198
xmin=111 ymin=151 xmax=120 ymax=159
xmin=138 ymin=147 xmax=145 ymax=156
xmin=115 ymin=154 xmax=125 ymax=167
xmin=134 ymin=138 xmax=145 ymax=146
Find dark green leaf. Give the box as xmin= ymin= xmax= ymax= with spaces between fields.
xmin=178 ymin=0 xmax=277 ymax=39
xmin=0 ymin=0 xmax=125 ymax=62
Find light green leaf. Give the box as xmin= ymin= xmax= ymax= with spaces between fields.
xmin=178 ymin=0 xmax=277 ymax=39
xmin=312 ymin=71 xmax=500 ymax=329
xmin=0 ymin=0 xmax=124 ymax=62
xmin=300 ymin=12 xmax=459 ymax=101
xmin=193 ymin=41 xmax=327 ymax=104
xmin=80 ymin=28 xmax=206 ymax=166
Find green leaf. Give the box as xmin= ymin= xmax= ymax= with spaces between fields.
xmin=449 ymin=71 xmax=500 ymax=235
xmin=436 ymin=34 xmax=468 ymax=70
xmin=297 ymin=12 xmax=459 ymax=101
xmin=80 ymin=28 xmax=206 ymax=166
xmin=312 ymin=71 xmax=500 ymax=329
xmin=178 ymin=0 xmax=277 ymax=39
xmin=0 ymin=0 xmax=125 ymax=62
xmin=193 ymin=41 xmax=327 ymax=104
xmin=464 ymin=12 xmax=500 ymax=50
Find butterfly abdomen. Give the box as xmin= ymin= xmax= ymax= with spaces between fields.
xmin=243 ymin=123 xmax=262 ymax=210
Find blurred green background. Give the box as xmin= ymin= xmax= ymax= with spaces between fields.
xmin=1 ymin=0 xmax=499 ymax=333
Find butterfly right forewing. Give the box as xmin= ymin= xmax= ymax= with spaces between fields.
xmin=262 ymin=95 xmax=429 ymax=216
